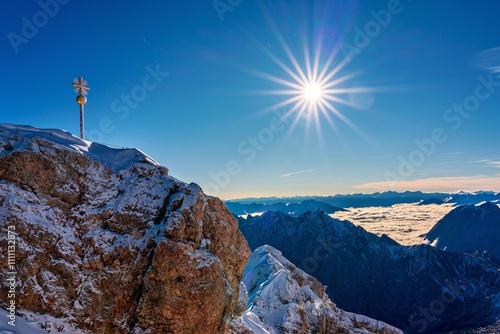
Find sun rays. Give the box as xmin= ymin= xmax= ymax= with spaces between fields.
xmin=249 ymin=10 xmax=376 ymax=145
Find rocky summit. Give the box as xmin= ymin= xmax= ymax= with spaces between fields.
xmin=0 ymin=124 xmax=250 ymax=333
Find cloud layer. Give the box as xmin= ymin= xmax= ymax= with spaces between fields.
xmin=331 ymin=203 xmax=455 ymax=245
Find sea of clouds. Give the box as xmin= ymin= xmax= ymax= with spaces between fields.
xmin=331 ymin=203 xmax=455 ymax=245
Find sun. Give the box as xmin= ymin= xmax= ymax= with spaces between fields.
xmin=303 ymin=82 xmax=323 ymax=103
xmin=250 ymin=16 xmax=375 ymax=141
xmin=252 ymin=41 xmax=374 ymax=140
xmin=253 ymin=46 xmax=368 ymax=139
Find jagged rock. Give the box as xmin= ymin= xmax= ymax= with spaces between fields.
xmin=0 ymin=124 xmax=250 ymax=333
xmin=230 ymin=245 xmax=403 ymax=334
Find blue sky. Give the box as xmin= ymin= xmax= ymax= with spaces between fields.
xmin=1 ymin=0 xmax=500 ymax=199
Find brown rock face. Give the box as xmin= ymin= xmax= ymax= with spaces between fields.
xmin=0 ymin=131 xmax=250 ymax=334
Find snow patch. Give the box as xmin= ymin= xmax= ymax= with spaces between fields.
xmin=0 ymin=308 xmax=87 ymax=334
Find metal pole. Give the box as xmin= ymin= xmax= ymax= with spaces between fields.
xmin=80 ymin=103 xmax=84 ymax=139
xmin=72 ymin=77 xmax=90 ymax=140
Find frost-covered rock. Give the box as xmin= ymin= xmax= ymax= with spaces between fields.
xmin=0 ymin=124 xmax=250 ymax=333
xmin=231 ymin=245 xmax=403 ymax=334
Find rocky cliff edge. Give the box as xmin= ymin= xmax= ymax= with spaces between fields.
xmin=0 ymin=124 xmax=250 ymax=333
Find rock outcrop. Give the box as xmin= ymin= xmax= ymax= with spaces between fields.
xmin=230 ymin=245 xmax=403 ymax=334
xmin=0 ymin=124 xmax=250 ymax=333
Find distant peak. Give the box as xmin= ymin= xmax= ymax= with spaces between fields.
xmin=476 ymin=201 xmax=500 ymax=209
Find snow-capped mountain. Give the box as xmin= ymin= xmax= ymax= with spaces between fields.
xmin=238 ymin=210 xmax=500 ymax=333
xmin=230 ymin=245 xmax=403 ymax=334
xmin=425 ymin=201 xmax=500 ymax=260
xmin=227 ymin=191 xmax=500 ymax=210
xmin=0 ymin=124 xmax=250 ymax=333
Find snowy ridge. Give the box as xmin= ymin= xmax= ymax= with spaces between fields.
xmin=231 ymin=245 xmax=402 ymax=334
xmin=0 ymin=123 xmax=159 ymax=173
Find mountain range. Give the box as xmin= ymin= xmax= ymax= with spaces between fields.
xmin=238 ymin=210 xmax=500 ymax=333
xmin=227 ymin=191 xmax=500 ymax=212
xmin=225 ymin=199 xmax=345 ymax=216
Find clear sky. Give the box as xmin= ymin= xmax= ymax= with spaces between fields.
xmin=1 ymin=0 xmax=500 ymax=199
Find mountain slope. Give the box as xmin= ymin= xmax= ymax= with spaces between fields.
xmin=0 ymin=124 xmax=250 ymax=333
xmin=230 ymin=245 xmax=403 ymax=334
xmin=425 ymin=202 xmax=500 ymax=260
xmin=238 ymin=210 xmax=500 ymax=334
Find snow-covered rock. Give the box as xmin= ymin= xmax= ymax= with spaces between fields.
xmin=425 ymin=201 xmax=500 ymax=260
xmin=230 ymin=245 xmax=403 ymax=334
xmin=0 ymin=308 xmax=84 ymax=333
xmin=0 ymin=124 xmax=250 ymax=333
